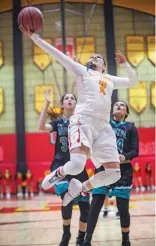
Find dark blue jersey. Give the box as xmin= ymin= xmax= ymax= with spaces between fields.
xmin=110 ymin=118 xmax=139 ymax=160
xmin=49 ymin=117 xmax=70 ymax=161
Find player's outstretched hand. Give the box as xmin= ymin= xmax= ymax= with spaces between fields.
xmin=45 ymin=89 xmax=52 ymax=104
xmin=115 ymin=50 xmax=127 ymax=64
xmin=19 ymin=25 xmax=33 ymax=37
xmin=119 ymin=154 xmax=126 ymax=163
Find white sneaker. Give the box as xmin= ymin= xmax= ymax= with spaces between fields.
xmin=41 ymin=168 xmax=65 ymax=190
xmin=141 ymin=186 xmax=145 ymax=192
xmin=62 ymin=178 xmax=82 ymax=206
xmin=25 ymin=192 xmax=29 ymax=198
xmin=136 ymin=187 xmax=139 ymax=192
xmin=6 ymin=193 xmax=11 ymax=199
xmin=17 ymin=192 xmax=23 ymax=198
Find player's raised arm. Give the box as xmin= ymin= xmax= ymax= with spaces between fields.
xmin=112 ymin=51 xmax=138 ymax=89
xmin=19 ymin=25 xmax=86 ymax=77
xmin=38 ymin=89 xmax=53 ymax=132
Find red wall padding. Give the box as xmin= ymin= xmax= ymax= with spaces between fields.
xmin=0 ymin=134 xmax=16 ymax=164
xmin=25 ymin=133 xmax=55 ymax=162
xmin=0 ymin=128 xmax=155 ymax=193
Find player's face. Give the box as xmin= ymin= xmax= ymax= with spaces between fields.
xmin=88 ymin=54 xmax=105 ymax=72
xmin=62 ymin=94 xmax=76 ymax=110
xmin=113 ymin=101 xmax=127 ymax=118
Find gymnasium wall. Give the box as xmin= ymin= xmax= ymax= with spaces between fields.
xmin=0 ymin=3 xmax=155 ymax=135
xmin=114 ymin=7 xmax=155 ymax=127
xmin=0 ymin=3 xmax=155 ymax=189
xmin=0 ymin=11 xmax=15 ymax=134
xmin=0 ymin=127 xmax=155 ymax=193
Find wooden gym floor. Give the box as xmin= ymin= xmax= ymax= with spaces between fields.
xmin=0 ymin=191 xmax=155 ymax=246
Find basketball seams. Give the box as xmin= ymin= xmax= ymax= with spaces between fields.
xmin=28 ymin=8 xmax=34 ymax=32
xmin=21 ymin=8 xmax=26 ymax=29
xmin=38 ymin=11 xmax=43 ymax=29
xmin=32 ymin=7 xmax=43 ymax=32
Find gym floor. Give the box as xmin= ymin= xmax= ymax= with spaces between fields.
xmin=0 ymin=191 xmax=155 ymax=246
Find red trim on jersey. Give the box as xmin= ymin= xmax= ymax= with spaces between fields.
xmin=77 ymin=120 xmax=81 ymax=143
xmin=68 ymin=125 xmax=72 ymax=147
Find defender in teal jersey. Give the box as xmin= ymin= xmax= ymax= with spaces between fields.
xmin=38 ymin=89 xmax=90 ymax=246
xmin=83 ymin=101 xmax=139 ymax=246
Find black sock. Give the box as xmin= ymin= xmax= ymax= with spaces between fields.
xmin=63 ymin=225 xmax=70 ymax=235
xmin=77 ymin=230 xmax=85 ymax=240
xmin=122 ymin=231 xmax=129 ymax=242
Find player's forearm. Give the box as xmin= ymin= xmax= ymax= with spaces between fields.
xmin=113 ymin=62 xmax=138 ymax=89
xmin=120 ymin=62 xmax=138 ymax=87
xmin=38 ymin=101 xmax=49 ymax=130
xmin=31 ymin=33 xmax=84 ymax=76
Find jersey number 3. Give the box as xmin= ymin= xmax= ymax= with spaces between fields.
xmin=99 ymin=81 xmax=107 ymax=95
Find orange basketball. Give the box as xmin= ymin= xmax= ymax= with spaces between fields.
xmin=18 ymin=7 xmax=43 ymax=32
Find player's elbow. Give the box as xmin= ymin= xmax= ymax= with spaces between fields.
xmin=129 ymin=76 xmax=138 ymax=87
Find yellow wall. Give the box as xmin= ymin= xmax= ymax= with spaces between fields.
xmin=0 ymin=3 xmax=155 ymax=134
xmin=114 ymin=7 xmax=155 ymax=127
xmin=0 ymin=11 xmax=15 ymax=133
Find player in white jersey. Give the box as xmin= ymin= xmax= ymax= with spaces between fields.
xmin=20 ymin=25 xmax=138 ymax=206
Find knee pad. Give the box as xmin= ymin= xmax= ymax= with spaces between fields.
xmin=79 ymin=202 xmax=90 ymax=223
xmin=61 ymin=201 xmax=72 ymax=220
xmin=89 ymin=168 xmax=121 ymax=188
xmin=63 ymin=153 xmax=87 ymax=176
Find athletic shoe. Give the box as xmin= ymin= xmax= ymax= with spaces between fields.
xmin=136 ymin=187 xmax=139 ymax=192
xmin=59 ymin=232 xmax=71 ymax=246
xmin=140 ymin=186 xmax=145 ymax=192
xmin=76 ymin=236 xmax=84 ymax=246
xmin=121 ymin=241 xmax=131 ymax=246
xmin=62 ymin=179 xmax=82 ymax=206
xmin=6 ymin=193 xmax=11 ymax=200
xmin=41 ymin=168 xmax=65 ymax=190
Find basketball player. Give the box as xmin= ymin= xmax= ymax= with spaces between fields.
xmin=20 ymin=25 xmax=138 ymax=206
xmin=82 ymin=101 xmax=139 ymax=246
xmin=38 ymin=89 xmax=90 ymax=246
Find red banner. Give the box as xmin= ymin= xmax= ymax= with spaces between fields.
xmin=55 ymin=37 xmax=75 ymax=59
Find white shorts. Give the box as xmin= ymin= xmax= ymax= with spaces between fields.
xmin=68 ymin=115 xmax=119 ymax=168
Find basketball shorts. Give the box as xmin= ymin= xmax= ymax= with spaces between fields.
xmin=68 ymin=114 xmax=119 ymax=168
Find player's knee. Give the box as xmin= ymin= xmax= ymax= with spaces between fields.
xmin=79 ymin=202 xmax=90 ymax=223
xmin=65 ymin=153 xmax=86 ymax=175
xmin=106 ymin=168 xmax=121 ymax=184
xmin=62 ymin=203 xmax=72 ymax=220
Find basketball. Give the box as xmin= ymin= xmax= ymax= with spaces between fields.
xmin=17 ymin=7 xmax=43 ymax=32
